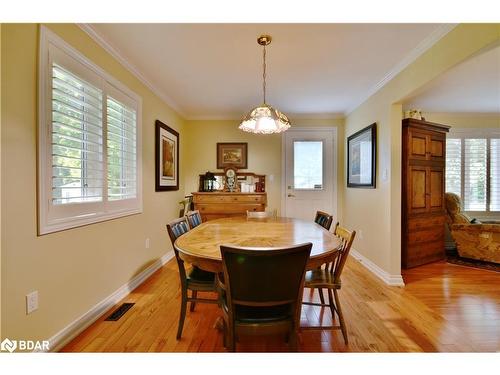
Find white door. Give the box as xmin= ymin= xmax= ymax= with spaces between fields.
xmin=283 ymin=129 xmax=336 ymax=221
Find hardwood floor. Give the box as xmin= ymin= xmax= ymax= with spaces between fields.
xmin=61 ymin=257 xmax=500 ymax=352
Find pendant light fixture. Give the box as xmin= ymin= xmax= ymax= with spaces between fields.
xmin=239 ymin=35 xmax=291 ymax=134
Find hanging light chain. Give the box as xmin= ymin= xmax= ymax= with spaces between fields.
xmin=262 ymin=44 xmax=267 ymax=104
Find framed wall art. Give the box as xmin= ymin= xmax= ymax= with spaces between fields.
xmin=216 ymin=142 xmax=248 ymax=169
xmin=155 ymin=120 xmax=179 ymax=191
xmin=347 ymin=123 xmax=376 ymax=188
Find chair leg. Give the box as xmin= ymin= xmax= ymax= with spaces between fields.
xmin=222 ymin=320 xmax=227 ymax=348
xmin=327 ymin=289 xmax=335 ymax=320
xmin=289 ymin=328 xmax=298 ymax=352
xmin=318 ymin=288 xmax=325 ymax=305
xmin=227 ymin=323 xmax=236 ymax=352
xmin=333 ymin=289 xmax=348 ymax=345
xmin=177 ymin=289 xmax=188 ymax=340
xmin=190 ymin=290 xmax=197 ymax=312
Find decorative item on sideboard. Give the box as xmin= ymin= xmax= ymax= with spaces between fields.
xmin=202 ymin=171 xmax=217 ymax=192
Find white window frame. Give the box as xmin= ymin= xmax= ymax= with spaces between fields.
xmin=447 ymin=127 xmax=500 ymax=220
xmin=38 ymin=26 xmax=142 ymax=235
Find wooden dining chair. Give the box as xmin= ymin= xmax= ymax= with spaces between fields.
xmin=301 ymin=224 xmax=355 ymax=344
xmin=186 ymin=210 xmax=203 ymax=229
xmin=313 ymin=211 xmax=334 ymax=306
xmin=314 ymin=210 xmax=334 ymax=231
xmin=166 ymin=217 xmax=218 ymax=340
xmin=218 ymin=243 xmax=312 ymax=352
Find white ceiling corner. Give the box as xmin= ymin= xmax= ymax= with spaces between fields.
xmin=77 ymin=23 xmax=187 ymax=118
xmin=344 ymin=23 xmax=458 ymax=115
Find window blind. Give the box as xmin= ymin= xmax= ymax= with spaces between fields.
xmin=107 ymin=97 xmax=137 ymax=201
xmin=491 ymin=139 xmax=500 ymax=211
xmin=464 ymin=138 xmax=487 ymax=211
xmin=51 ymin=63 xmax=104 ymax=205
xmin=445 ymin=138 xmax=461 ymax=197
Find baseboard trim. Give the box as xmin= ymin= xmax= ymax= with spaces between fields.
xmin=41 ymin=251 xmax=175 ymax=352
xmin=350 ymin=249 xmax=405 ymax=287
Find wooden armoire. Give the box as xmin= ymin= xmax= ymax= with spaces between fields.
xmin=401 ymin=118 xmax=451 ymax=268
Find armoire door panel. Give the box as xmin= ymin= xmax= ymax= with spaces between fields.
xmin=409 ymin=133 xmax=427 ymax=160
xmin=409 ymin=167 xmax=428 ymax=214
xmin=430 ymin=169 xmax=444 ymax=212
xmin=430 ymin=135 xmax=445 ymax=161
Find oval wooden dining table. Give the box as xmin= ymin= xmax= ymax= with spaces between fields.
xmin=174 ymin=216 xmax=342 ymax=273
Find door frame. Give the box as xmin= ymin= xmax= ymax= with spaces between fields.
xmin=281 ymin=127 xmax=338 ymax=218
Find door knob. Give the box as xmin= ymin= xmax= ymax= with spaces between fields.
xmin=287 ymin=194 xmax=295 ymax=197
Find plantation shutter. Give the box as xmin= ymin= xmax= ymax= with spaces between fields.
xmin=490 ymin=139 xmax=500 ymax=211
xmin=51 ymin=63 xmax=104 ymax=205
xmin=445 ymin=138 xmax=461 ymax=197
xmin=107 ymin=96 xmax=137 ymax=201
xmin=463 ymin=138 xmax=487 ymax=211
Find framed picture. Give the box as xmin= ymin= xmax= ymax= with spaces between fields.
xmin=347 ymin=123 xmax=376 ymax=188
xmin=216 ymin=142 xmax=248 ymax=169
xmin=155 ymin=120 xmax=179 ymax=191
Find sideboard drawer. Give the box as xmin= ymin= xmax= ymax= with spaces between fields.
xmin=192 ymin=192 xmax=267 ymax=222
xmin=197 ymin=203 xmax=264 ymax=214
xmin=194 ymin=194 xmax=266 ymax=204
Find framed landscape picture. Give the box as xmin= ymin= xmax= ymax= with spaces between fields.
xmin=155 ymin=120 xmax=179 ymax=191
xmin=347 ymin=123 xmax=376 ymax=188
xmin=217 ymin=142 xmax=248 ymax=169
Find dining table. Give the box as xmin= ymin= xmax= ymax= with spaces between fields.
xmin=174 ymin=216 xmax=342 ymax=273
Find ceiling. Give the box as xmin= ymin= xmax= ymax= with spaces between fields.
xmin=404 ymin=44 xmax=500 ymax=113
xmin=85 ymin=23 xmax=452 ymax=119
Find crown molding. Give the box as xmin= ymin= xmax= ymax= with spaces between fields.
xmin=77 ymin=23 xmax=187 ymax=118
xmin=345 ymin=23 xmax=458 ymax=116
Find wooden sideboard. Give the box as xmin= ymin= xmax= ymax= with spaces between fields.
xmin=192 ymin=192 xmax=267 ymax=222
xmin=401 ymin=118 xmax=450 ymax=268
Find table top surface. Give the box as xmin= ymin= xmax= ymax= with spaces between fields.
xmin=175 ymin=216 xmax=341 ymax=264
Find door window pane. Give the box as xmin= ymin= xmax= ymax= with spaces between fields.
xmin=293 ymin=141 xmax=323 ymax=189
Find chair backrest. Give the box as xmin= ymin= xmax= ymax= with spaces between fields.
xmin=329 ymin=225 xmax=356 ymax=284
xmin=220 ymin=243 xmax=312 ymax=306
xmin=166 ymin=217 xmax=190 ymax=281
xmin=186 ymin=210 xmax=203 ymax=229
xmin=166 ymin=217 xmax=190 ymax=249
xmin=246 ymin=210 xmax=272 ymax=219
xmin=314 ymin=211 xmax=334 ymax=231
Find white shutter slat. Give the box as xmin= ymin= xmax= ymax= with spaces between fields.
xmin=53 ymin=64 xmax=102 ymax=100
xmin=106 ymin=96 xmax=137 ymax=201
xmin=464 ymin=139 xmax=487 ymax=211
xmin=51 ymin=63 xmax=104 ymax=205
xmin=491 ymin=139 xmax=500 ymax=211
xmin=445 ymin=139 xmax=461 ymax=197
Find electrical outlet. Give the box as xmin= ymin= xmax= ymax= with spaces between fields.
xmin=26 ymin=291 xmax=38 ymax=315
xmin=145 ymin=238 xmax=150 ymax=249
xmin=358 ymin=230 xmax=364 ymax=240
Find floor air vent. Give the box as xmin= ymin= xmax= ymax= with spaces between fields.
xmin=105 ymin=303 xmax=135 ymax=321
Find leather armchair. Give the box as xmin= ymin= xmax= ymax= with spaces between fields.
xmin=445 ymin=193 xmax=500 ymax=264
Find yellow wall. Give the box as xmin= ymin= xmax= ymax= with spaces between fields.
xmin=344 ymin=24 xmax=499 ymax=277
xmin=1 ymin=24 xmax=186 ymax=343
xmin=0 ymin=23 xmax=3 ymax=341
xmin=184 ymin=118 xmax=344 ymax=219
